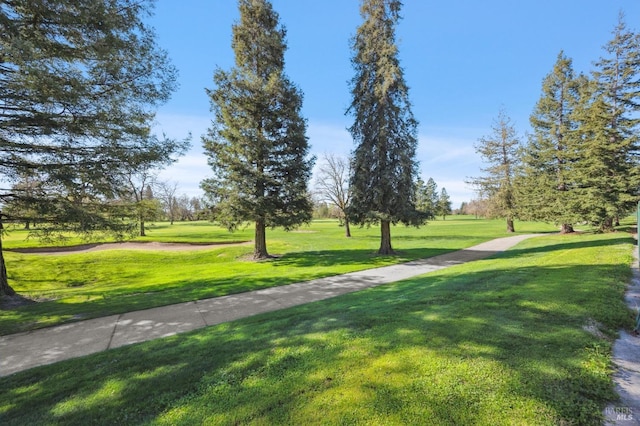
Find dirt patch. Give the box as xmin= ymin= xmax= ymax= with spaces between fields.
xmin=582 ymin=318 xmax=610 ymax=341
xmin=8 ymin=241 xmax=252 ymax=256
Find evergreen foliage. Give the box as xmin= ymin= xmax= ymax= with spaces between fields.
xmin=201 ymin=0 xmax=314 ymax=259
xmin=518 ymin=16 xmax=640 ymax=232
xmin=415 ymin=177 xmax=438 ymax=219
xmin=569 ymin=82 xmax=639 ymax=230
xmin=347 ymin=0 xmax=422 ymax=255
xmin=0 ymin=0 xmax=179 ymax=296
xmin=517 ymin=52 xmax=582 ymax=233
xmin=469 ymin=110 xmax=520 ymax=232
xmin=437 ymin=187 xmax=452 ymax=220
xmin=587 ymin=15 xmax=640 ymax=229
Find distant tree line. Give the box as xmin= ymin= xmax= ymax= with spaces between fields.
xmin=314 ymin=160 xmax=453 ymax=228
xmin=114 ymin=179 xmax=207 ymax=235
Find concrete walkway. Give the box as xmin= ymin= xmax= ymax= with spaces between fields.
xmin=0 ymin=234 xmax=538 ymax=377
xmin=604 ymin=248 xmax=640 ymax=425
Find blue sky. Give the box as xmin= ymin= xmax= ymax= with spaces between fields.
xmin=149 ymin=0 xmax=640 ymax=206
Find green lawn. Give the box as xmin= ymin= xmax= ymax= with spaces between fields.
xmin=0 ymin=217 xmax=557 ymax=335
xmin=0 ymin=231 xmax=633 ymax=425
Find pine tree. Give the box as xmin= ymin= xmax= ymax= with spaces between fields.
xmin=424 ymin=177 xmax=439 ymax=219
xmin=518 ymin=52 xmax=582 ymax=233
xmin=415 ymin=177 xmax=437 ymax=219
xmin=347 ymin=0 xmax=422 ymax=255
xmin=202 ymin=0 xmax=314 ymax=259
xmin=437 ymin=188 xmax=452 ymax=220
xmin=0 ymin=0 xmax=178 ymax=297
xmin=469 ymin=110 xmax=520 ymax=232
xmin=414 ymin=177 xmax=427 ymax=213
xmin=569 ymin=80 xmax=639 ymax=230
xmin=588 ymin=15 xmax=640 ymax=229
xmin=458 ymin=201 xmax=468 ymax=215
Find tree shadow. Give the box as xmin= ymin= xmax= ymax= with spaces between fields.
xmin=497 ymin=233 xmax=634 ymax=260
xmin=271 ymin=248 xmax=456 ymax=268
xmin=273 ymin=233 xmax=634 ymax=270
xmin=0 ymin=294 xmax=36 ymax=310
xmin=4 ymin=233 xmax=632 ymax=337
xmin=0 ymin=252 xmax=631 ymax=424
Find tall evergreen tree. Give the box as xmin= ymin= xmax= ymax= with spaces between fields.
xmin=0 ymin=0 xmax=178 ymax=297
xmin=569 ymin=79 xmax=639 ymax=230
xmin=347 ymin=0 xmax=422 ymax=255
xmin=437 ymin=187 xmax=452 ymax=220
xmin=202 ymin=0 xmax=314 ymax=259
xmin=469 ymin=110 xmax=520 ymax=232
xmin=415 ymin=177 xmax=437 ymax=219
xmin=518 ymin=52 xmax=582 ymax=233
xmin=414 ymin=177 xmax=427 ymax=213
xmin=588 ymin=15 xmax=640 ymax=229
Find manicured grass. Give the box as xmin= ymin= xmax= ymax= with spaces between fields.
xmin=1 ymin=220 xmax=256 ymax=249
xmin=0 ymin=218 xmax=557 ymax=335
xmin=0 ymin=232 xmax=632 ymax=425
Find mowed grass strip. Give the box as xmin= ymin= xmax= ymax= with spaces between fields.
xmin=0 ymin=232 xmax=632 ymax=425
xmin=0 ymin=218 xmax=557 ymax=335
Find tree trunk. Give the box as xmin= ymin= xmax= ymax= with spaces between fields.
xmin=506 ymin=217 xmax=515 ymax=233
xmin=140 ymin=220 xmax=146 ymax=237
xmin=253 ymin=218 xmax=270 ymax=259
xmin=600 ymin=217 xmax=615 ymax=232
xmin=345 ymin=218 xmax=351 ymax=238
xmin=560 ymin=223 xmax=574 ymax=234
xmin=0 ymin=221 xmax=16 ymax=297
xmin=378 ymin=220 xmax=394 ymax=255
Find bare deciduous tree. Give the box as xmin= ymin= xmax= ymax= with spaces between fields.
xmin=315 ymin=154 xmax=352 ymax=237
xmin=156 ymin=180 xmax=179 ymax=225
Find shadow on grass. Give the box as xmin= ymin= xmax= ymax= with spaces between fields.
xmin=271 ymin=232 xmax=633 ymax=270
xmin=271 ymin=247 xmax=455 ymax=268
xmin=0 ymin=251 xmax=632 ymax=424
xmin=496 ymin=233 xmax=634 ymax=260
xmin=4 ymin=233 xmax=632 ymax=336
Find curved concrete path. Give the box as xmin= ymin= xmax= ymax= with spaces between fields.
xmin=0 ymin=234 xmax=538 ymax=377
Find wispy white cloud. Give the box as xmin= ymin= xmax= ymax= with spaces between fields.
xmin=152 ymin=118 xmax=483 ymax=205
xmin=418 ymin=135 xmax=477 ymax=166
xmin=307 ymin=122 xmax=483 ymax=205
xmin=157 ymin=152 xmax=210 ymax=198
xmin=153 ymin=113 xmax=211 ymax=140
xmin=152 ymin=113 xmax=211 ymax=197
xmin=307 ymin=121 xmax=352 ymax=157
xmin=416 ymin=129 xmax=482 ymax=205
xmin=437 ymin=179 xmax=478 ymax=208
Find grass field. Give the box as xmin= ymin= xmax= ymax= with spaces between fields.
xmin=0 ymin=229 xmax=633 ymax=425
xmin=0 ymin=217 xmax=558 ymax=335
